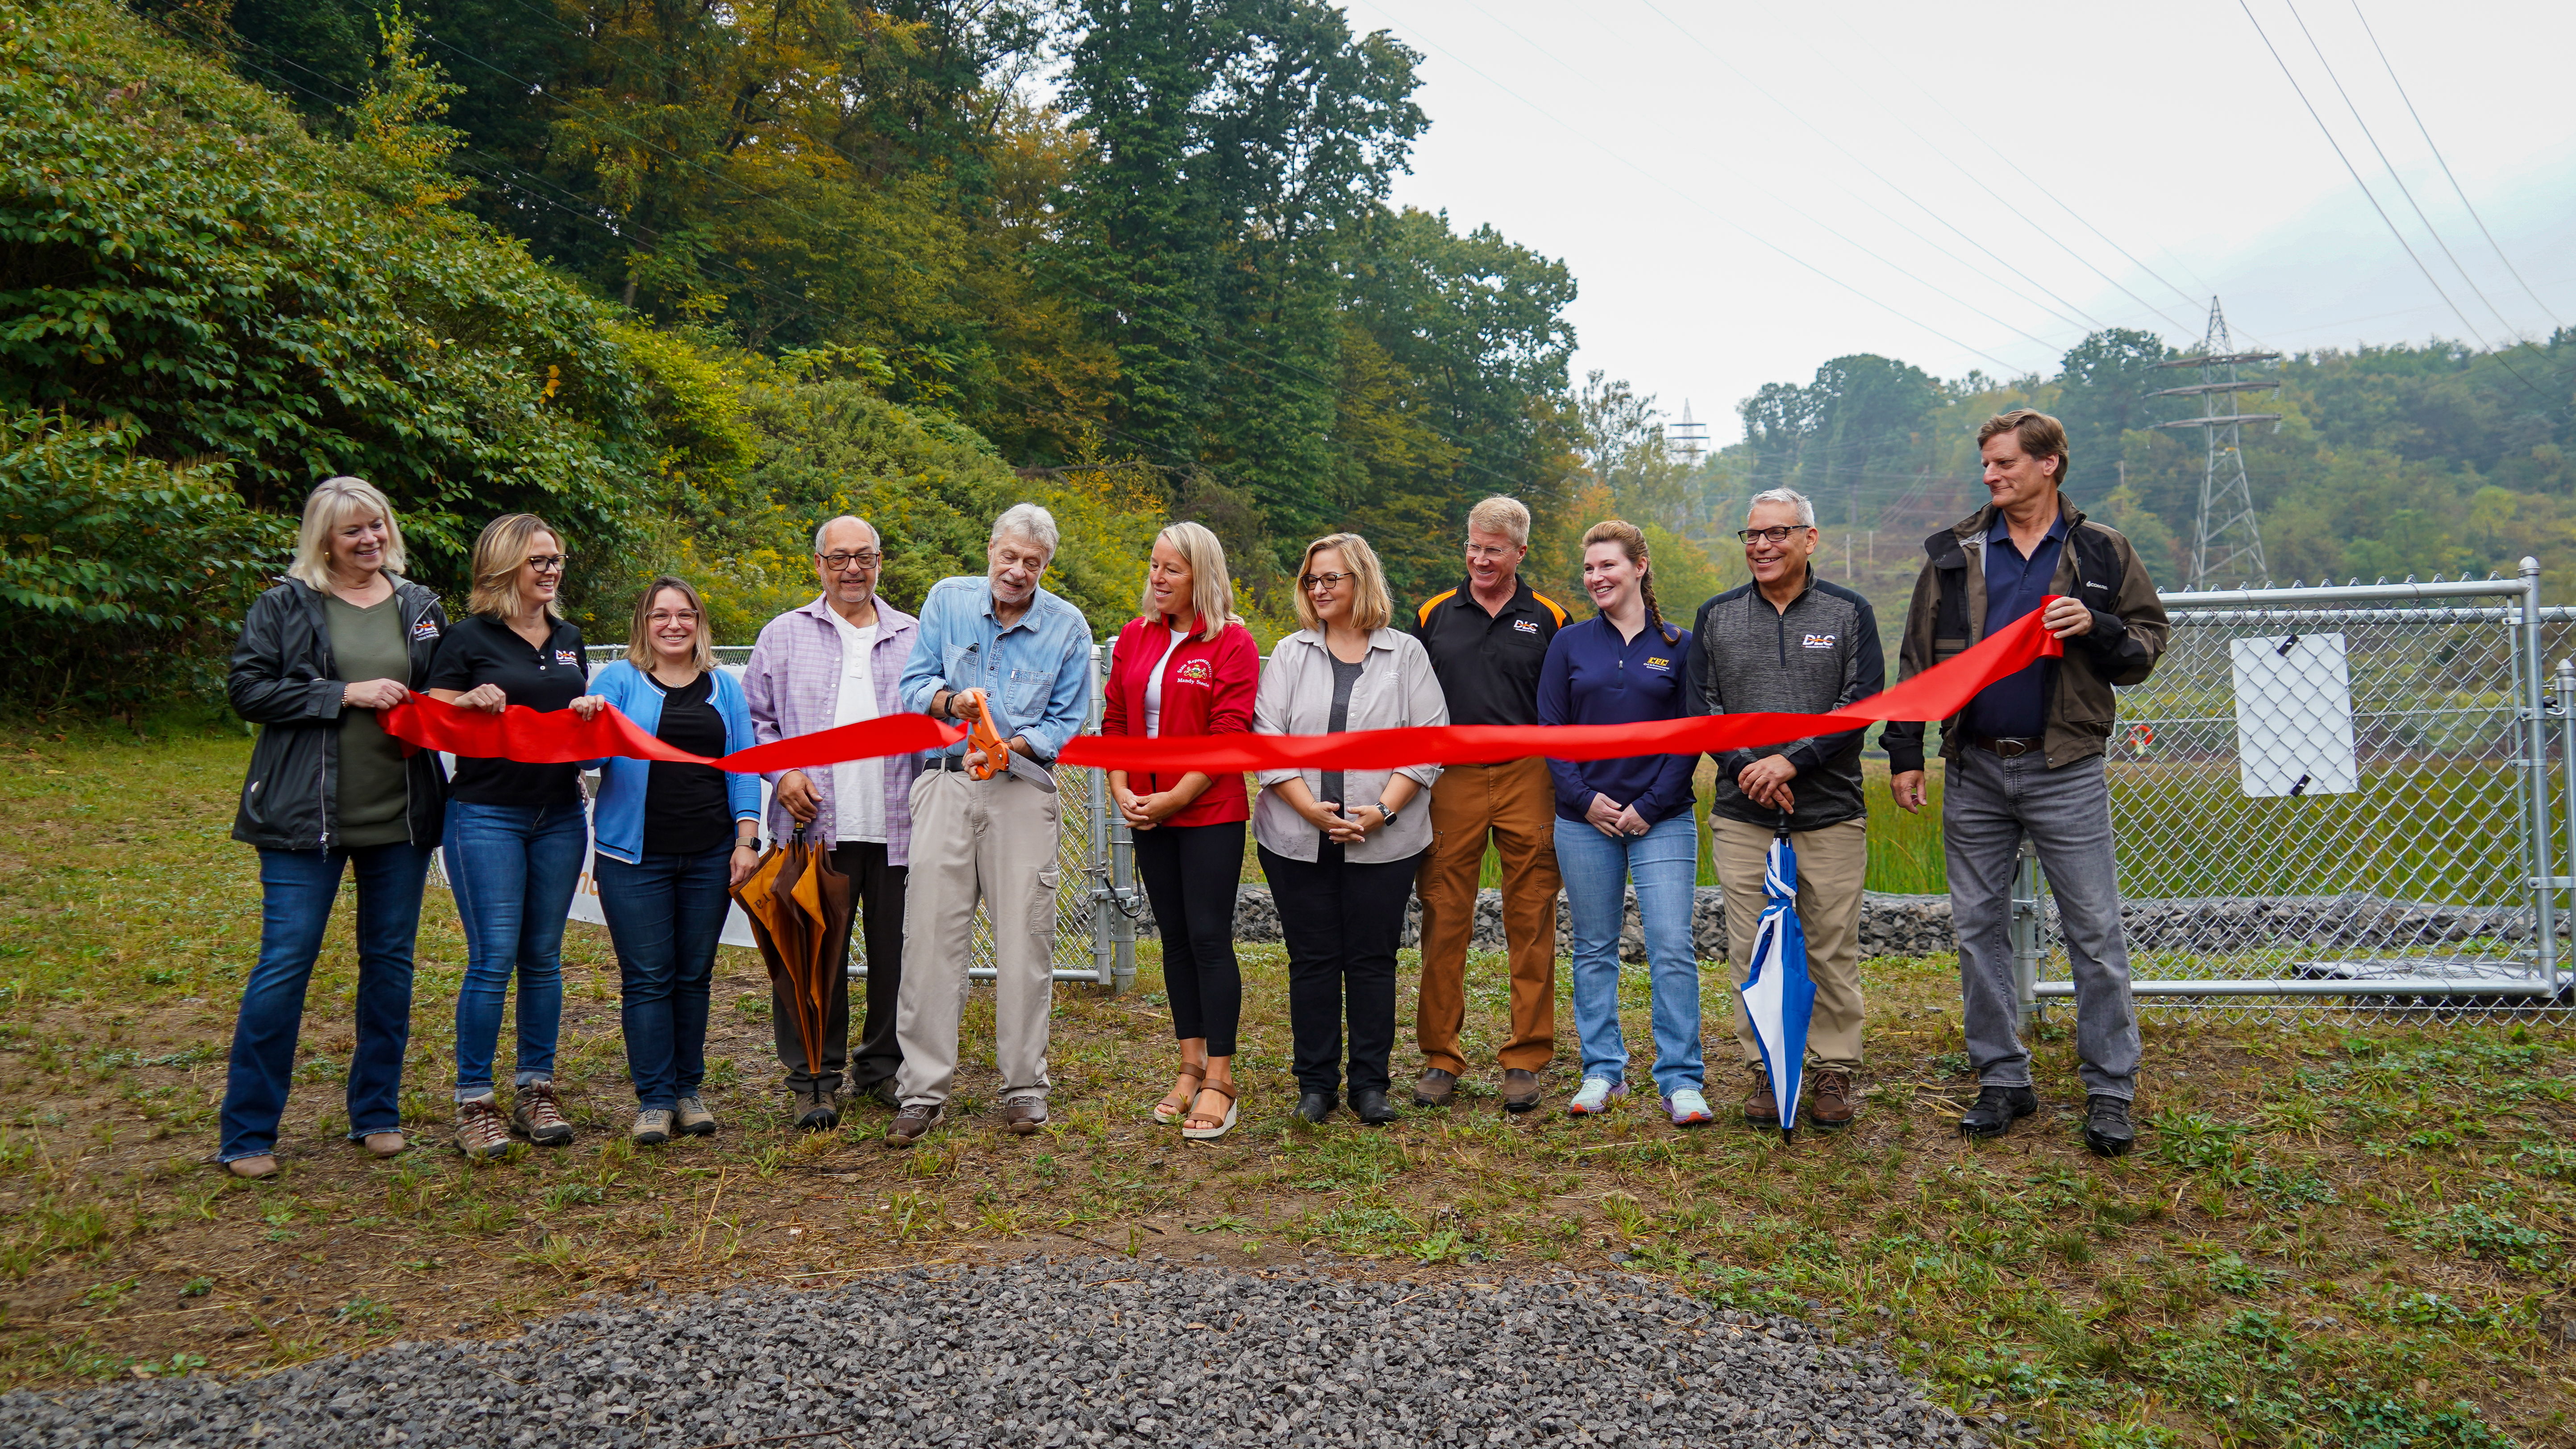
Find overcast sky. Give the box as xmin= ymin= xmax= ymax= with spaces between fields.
xmin=1337 ymin=0 xmax=2576 ymax=443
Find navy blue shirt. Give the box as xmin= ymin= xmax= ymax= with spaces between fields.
xmin=1536 ymin=615 xmax=1698 ymax=826
xmin=1960 ymin=508 xmax=2066 ymax=741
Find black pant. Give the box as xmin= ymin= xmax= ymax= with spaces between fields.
xmin=773 ymin=841 xmax=907 ymax=1094
xmin=1258 ymin=841 xmax=1422 ymax=1098
xmin=1135 ymin=819 xmax=1246 ymax=1057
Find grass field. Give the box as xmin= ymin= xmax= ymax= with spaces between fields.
xmin=0 ymin=725 xmax=2572 ymax=1447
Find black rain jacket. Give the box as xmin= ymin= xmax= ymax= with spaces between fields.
xmin=228 ymin=577 xmax=451 ymax=850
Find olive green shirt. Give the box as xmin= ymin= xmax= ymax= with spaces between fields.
xmin=324 ymin=592 xmax=412 ymax=848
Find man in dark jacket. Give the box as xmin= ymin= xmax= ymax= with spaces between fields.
xmin=1884 ymin=409 xmax=2169 ymax=1157
xmin=1685 ymin=488 xmax=1883 ymax=1131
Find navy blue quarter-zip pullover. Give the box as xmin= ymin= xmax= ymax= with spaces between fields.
xmin=1535 ymin=614 xmax=1698 ymax=827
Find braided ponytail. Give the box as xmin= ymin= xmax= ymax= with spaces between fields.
xmin=1578 ymin=518 xmax=1680 ymax=643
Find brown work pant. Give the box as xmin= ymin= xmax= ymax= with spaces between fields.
xmin=1414 ymin=756 xmax=1561 ymax=1076
xmin=1713 ymin=815 xmax=1868 ymax=1072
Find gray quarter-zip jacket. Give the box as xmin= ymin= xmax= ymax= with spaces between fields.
xmin=1682 ymin=570 xmax=1884 ymax=830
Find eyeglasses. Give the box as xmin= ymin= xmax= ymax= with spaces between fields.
xmin=819 ymin=550 xmax=882 ymax=571
xmin=1301 ymin=571 xmax=1356 ymax=591
xmin=1735 ymin=527 xmax=1810 ymax=545
xmin=525 ymin=554 xmax=571 ymax=573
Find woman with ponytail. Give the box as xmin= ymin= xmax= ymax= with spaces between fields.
xmin=1534 ymin=521 xmax=1711 ymax=1125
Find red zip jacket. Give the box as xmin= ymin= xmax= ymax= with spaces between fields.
xmin=1100 ymin=614 xmax=1259 ymax=827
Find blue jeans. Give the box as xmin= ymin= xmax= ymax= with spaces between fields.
xmin=444 ymin=801 xmax=587 ymax=1099
xmin=219 ymin=843 xmax=432 ymax=1163
xmin=595 ymin=847 xmax=730 ymax=1109
xmin=1555 ymin=813 xmax=1705 ymax=1097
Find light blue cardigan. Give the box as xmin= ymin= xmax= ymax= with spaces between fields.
xmin=587 ymin=660 xmax=762 ymax=865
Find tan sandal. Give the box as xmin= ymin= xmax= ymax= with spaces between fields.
xmin=1182 ymin=1081 xmax=1238 ymax=1142
xmin=1152 ymin=1061 xmax=1206 ymax=1125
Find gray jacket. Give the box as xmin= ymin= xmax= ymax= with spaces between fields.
xmin=1252 ymin=627 xmax=1448 ymax=863
xmin=1683 ymin=571 xmax=1884 ymax=830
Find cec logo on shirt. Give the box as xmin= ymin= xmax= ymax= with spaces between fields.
xmin=1802 ymin=633 xmax=1837 ymax=651
xmin=1512 ymin=619 xmax=1540 ymax=635
xmin=1645 ymin=656 xmax=1672 ymax=671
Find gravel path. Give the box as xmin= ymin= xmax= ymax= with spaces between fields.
xmin=0 ymin=1259 xmax=1987 ymax=1448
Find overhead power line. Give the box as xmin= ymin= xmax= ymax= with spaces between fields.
xmin=2345 ymin=0 xmax=2564 ymax=331
xmin=2279 ymin=0 xmax=2522 ymax=340
xmin=2232 ymin=0 xmax=2559 ymax=411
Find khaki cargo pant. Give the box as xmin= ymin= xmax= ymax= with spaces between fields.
xmin=1712 ymin=814 xmax=1868 ymax=1073
xmin=1414 ymin=756 xmax=1561 ymax=1076
xmin=893 ymin=769 xmax=1060 ymax=1108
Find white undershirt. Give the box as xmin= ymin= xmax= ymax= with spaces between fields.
xmin=1142 ymin=626 xmax=1188 ymax=738
xmin=826 ymin=612 xmax=885 ymax=843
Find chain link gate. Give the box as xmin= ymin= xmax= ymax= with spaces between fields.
xmin=2017 ymin=560 xmax=2576 ymax=1019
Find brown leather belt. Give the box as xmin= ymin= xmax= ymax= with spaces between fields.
xmin=1971 ymin=735 xmax=2043 ymax=758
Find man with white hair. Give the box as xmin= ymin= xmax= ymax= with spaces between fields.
xmin=743 ymin=516 xmax=921 ymax=1130
xmin=1408 ymin=495 xmax=1569 ymax=1114
xmin=1684 ymin=487 xmax=1884 ymax=1133
xmin=883 ymin=503 xmax=1094 ymax=1146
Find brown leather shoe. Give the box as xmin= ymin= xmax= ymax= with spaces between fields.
xmin=1809 ymin=1069 xmax=1856 ymax=1130
xmin=1001 ymin=1097 xmax=1048 ymax=1136
xmin=1501 ymin=1069 xmax=1542 ymax=1114
xmin=882 ymin=1102 xmax=944 ymax=1149
xmin=1741 ymin=1067 xmax=1781 ymax=1129
xmin=1412 ymin=1068 xmax=1458 ymax=1108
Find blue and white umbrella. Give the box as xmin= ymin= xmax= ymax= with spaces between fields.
xmin=1737 ymin=827 xmax=1815 ymax=1140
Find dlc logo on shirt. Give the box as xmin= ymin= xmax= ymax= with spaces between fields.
xmin=1802 ymin=634 xmax=1837 ymax=651
xmin=554 ymin=649 xmax=580 ymax=666
xmin=1176 ymin=659 xmax=1214 ymax=685
xmin=1512 ymin=619 xmax=1540 ymax=634
xmin=410 ymin=619 xmax=441 ymax=642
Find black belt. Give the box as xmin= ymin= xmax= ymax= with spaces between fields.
xmin=928 ymin=753 xmax=974 ymax=772
xmin=1970 ymin=735 xmax=2044 ymax=758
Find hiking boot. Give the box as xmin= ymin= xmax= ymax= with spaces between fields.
xmin=1000 ymin=1097 xmax=1048 ymax=1137
xmin=1501 ymin=1069 xmax=1543 ymax=1114
xmin=2084 ymin=1094 xmax=2137 ymax=1157
xmin=1742 ymin=1067 xmax=1781 ymax=1129
xmin=455 ymin=1098 xmax=511 ymax=1159
xmin=1958 ymin=1084 xmax=2039 ymax=1139
xmin=631 ymin=1109 xmax=674 ymax=1146
xmin=883 ymin=1102 xmax=944 ymax=1149
xmin=794 ymin=1084 xmax=841 ymax=1133
xmin=1809 ymin=1070 xmax=1857 ymax=1131
xmin=1412 ymin=1068 xmax=1458 ymax=1109
xmin=511 ymin=1080 xmax=574 ymax=1145
xmin=674 ymin=1096 xmax=717 ymax=1136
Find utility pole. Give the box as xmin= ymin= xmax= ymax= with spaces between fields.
xmin=2152 ymin=297 xmax=2279 ymax=589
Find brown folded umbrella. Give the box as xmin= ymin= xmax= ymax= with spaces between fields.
xmin=787 ymin=842 xmax=850 ymax=1076
xmin=732 ymin=828 xmax=828 ymax=1079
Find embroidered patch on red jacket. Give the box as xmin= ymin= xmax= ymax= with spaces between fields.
xmin=1176 ymin=659 xmax=1214 ymax=685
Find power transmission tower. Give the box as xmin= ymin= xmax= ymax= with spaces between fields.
xmin=2152 ymin=298 xmax=2279 ymax=589
xmin=1668 ymin=399 xmax=1708 ymax=468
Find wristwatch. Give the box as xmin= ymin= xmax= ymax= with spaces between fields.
xmin=1373 ymin=797 xmax=1399 ymax=825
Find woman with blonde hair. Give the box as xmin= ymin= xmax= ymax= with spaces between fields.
xmin=1102 ymin=522 xmax=1261 ymax=1139
xmin=1537 ymin=520 xmax=1710 ymax=1125
xmin=220 ymin=477 xmax=450 ymax=1178
xmin=1253 ymin=533 xmax=1447 ymax=1125
xmin=423 ymin=513 xmax=605 ymax=1157
xmin=584 ymin=577 xmax=764 ymax=1143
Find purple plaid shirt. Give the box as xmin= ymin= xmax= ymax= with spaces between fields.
xmin=743 ymin=595 xmax=921 ymax=866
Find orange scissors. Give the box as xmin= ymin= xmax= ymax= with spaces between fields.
xmin=955 ymin=688 xmax=1010 ymax=780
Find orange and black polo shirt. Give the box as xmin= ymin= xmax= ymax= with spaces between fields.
xmin=1410 ymin=577 xmax=1570 ymax=727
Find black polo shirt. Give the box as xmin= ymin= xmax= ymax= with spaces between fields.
xmin=424 ymin=614 xmax=590 ymax=806
xmin=1410 ymin=576 xmax=1569 ymax=727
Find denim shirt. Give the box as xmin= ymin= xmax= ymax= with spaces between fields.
xmin=897 ymin=576 xmax=1093 ymax=762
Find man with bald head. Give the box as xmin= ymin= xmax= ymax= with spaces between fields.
xmin=743 ymin=516 xmax=923 ymax=1129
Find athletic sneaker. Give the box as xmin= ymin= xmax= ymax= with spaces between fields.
xmin=1665 ymin=1088 xmax=1715 ymax=1127
xmin=454 ymin=1097 xmax=511 ymax=1158
xmin=1567 ymin=1078 xmax=1626 ymax=1115
xmin=674 ymin=1096 xmax=717 ymax=1136
xmin=631 ymin=1109 xmax=674 ymax=1146
xmin=512 ymin=1079 xmax=574 ymax=1146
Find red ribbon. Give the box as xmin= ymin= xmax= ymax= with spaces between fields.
xmin=381 ymin=697 xmax=965 ymax=772
xmin=1059 ymin=603 xmax=2064 ymax=773
xmin=380 ymin=600 xmax=2064 ymax=774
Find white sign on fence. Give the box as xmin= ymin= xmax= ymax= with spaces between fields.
xmin=2230 ymin=631 xmax=2359 ymax=797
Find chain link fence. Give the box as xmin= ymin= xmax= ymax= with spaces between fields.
xmin=2026 ymin=564 xmax=2576 ymax=1020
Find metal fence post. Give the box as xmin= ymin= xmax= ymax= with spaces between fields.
xmin=2522 ymin=558 xmax=2559 ymax=995
xmin=2010 ymin=839 xmax=2043 ymax=1024
xmin=2559 ymin=656 xmax=2576 ymax=1002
